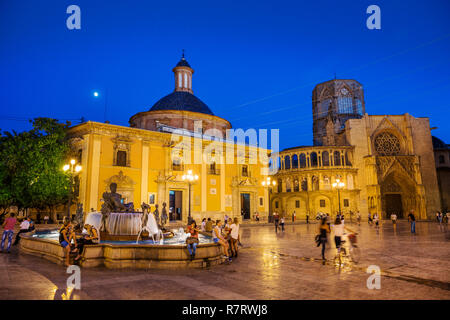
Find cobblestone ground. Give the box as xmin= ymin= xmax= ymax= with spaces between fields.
xmin=0 ymin=221 xmax=449 ymax=300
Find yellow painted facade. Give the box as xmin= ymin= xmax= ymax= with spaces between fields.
xmin=68 ymin=121 xmax=269 ymax=224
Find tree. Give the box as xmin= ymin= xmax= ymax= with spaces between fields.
xmin=0 ymin=118 xmax=72 ymax=220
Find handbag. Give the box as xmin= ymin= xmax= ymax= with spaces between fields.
xmin=186 ymin=236 xmax=199 ymax=245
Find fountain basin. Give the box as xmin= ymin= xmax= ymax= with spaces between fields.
xmin=19 ymin=231 xmax=224 ymax=269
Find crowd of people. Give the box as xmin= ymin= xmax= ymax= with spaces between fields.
xmin=186 ymin=216 xmax=241 ymax=263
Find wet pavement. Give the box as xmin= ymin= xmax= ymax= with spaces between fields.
xmin=0 ymin=221 xmax=449 ymax=300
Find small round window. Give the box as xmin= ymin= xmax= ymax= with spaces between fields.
xmin=374 ymin=132 xmax=401 ymax=156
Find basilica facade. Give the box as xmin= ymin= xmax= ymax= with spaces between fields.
xmin=67 ymin=55 xmax=269 ymax=224
xmin=271 ymin=79 xmax=441 ymax=220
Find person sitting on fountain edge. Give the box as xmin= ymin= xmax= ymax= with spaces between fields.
xmin=59 ymin=220 xmax=81 ymax=266
xmin=77 ymin=224 xmax=99 ymax=257
xmin=212 ymin=220 xmax=232 ymax=262
xmin=185 ymin=220 xmax=200 ymax=260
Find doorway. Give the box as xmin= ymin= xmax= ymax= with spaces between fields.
xmin=169 ymin=190 xmax=183 ymax=221
xmin=241 ymin=193 xmax=251 ymax=220
xmin=385 ymin=194 xmax=403 ymax=219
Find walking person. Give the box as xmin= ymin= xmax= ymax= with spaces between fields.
xmin=280 ymin=216 xmax=285 ymax=232
xmin=13 ymin=217 xmax=30 ymax=245
xmin=1 ymin=213 xmax=17 ymax=253
xmin=368 ymin=213 xmax=373 ymax=226
xmin=306 ymin=212 xmax=310 ymax=224
xmin=373 ymin=213 xmax=379 ymax=229
xmin=356 ymin=211 xmax=361 ymax=226
xmin=390 ymin=212 xmax=397 ymax=230
xmin=292 ymin=211 xmax=295 ymax=222
xmin=229 ymin=217 xmax=240 ymax=257
xmin=408 ymin=210 xmax=416 ymax=234
xmin=274 ymin=212 xmax=280 ymax=233
xmin=316 ymin=217 xmax=330 ymax=260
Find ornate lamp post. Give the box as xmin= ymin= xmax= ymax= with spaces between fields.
xmin=63 ymin=159 xmax=82 ymax=219
xmin=332 ymin=178 xmax=345 ymax=217
xmin=262 ymin=177 xmax=276 ymax=223
xmin=182 ymin=170 xmax=198 ymax=223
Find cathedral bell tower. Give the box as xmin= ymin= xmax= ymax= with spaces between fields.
xmin=173 ymin=50 xmax=194 ymax=94
xmin=312 ymin=79 xmax=365 ymax=146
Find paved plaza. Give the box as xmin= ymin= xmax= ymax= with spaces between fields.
xmin=0 ymin=221 xmax=449 ymax=300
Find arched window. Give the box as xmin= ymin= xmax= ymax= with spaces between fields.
xmin=301 ymin=178 xmax=308 ymax=191
xmin=322 ymin=151 xmax=330 ymax=166
xmin=286 ymin=178 xmax=292 ymax=192
xmin=310 ymin=152 xmax=318 ymax=167
xmin=299 ymin=153 xmax=307 ymax=168
xmin=347 ymin=174 xmax=354 ymax=189
xmin=318 ymin=98 xmax=331 ymax=118
xmin=345 ymin=151 xmax=352 ymax=166
xmin=278 ymin=179 xmax=282 ymax=193
xmin=334 ymin=151 xmax=341 ymax=166
xmin=439 ymin=155 xmax=445 ymax=164
xmin=374 ymin=132 xmax=401 ymax=156
xmin=284 ymin=155 xmax=291 ymax=170
xmin=294 ymin=178 xmax=299 ymax=192
xmin=312 ymin=175 xmax=319 ymax=190
xmin=292 ymin=154 xmax=298 ymax=169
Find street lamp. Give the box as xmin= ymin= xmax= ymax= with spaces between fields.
xmin=182 ymin=170 xmax=198 ymax=223
xmin=63 ymin=159 xmax=82 ymax=219
xmin=262 ymin=177 xmax=276 ymax=222
xmin=332 ymin=178 xmax=345 ymax=217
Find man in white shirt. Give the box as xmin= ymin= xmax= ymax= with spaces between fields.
xmin=230 ymin=218 xmax=240 ymax=257
xmin=13 ymin=218 xmax=30 ymax=245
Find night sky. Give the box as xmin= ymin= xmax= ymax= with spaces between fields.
xmin=1 ymin=0 xmax=450 ymax=150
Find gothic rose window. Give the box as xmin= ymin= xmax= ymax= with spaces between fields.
xmin=374 ymin=132 xmax=401 ymax=156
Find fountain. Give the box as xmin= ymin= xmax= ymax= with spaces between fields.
xmin=19 ymin=183 xmax=224 ymax=269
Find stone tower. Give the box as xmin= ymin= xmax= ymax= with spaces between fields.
xmin=172 ymin=51 xmax=194 ymax=94
xmin=312 ymin=79 xmax=365 ymax=146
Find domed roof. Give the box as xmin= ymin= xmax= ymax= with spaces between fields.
xmin=176 ymin=57 xmax=191 ymax=68
xmin=150 ymin=91 xmax=214 ymax=115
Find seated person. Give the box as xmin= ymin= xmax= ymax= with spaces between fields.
xmin=212 ymin=220 xmax=232 ymax=262
xmin=77 ymin=224 xmax=99 ymax=255
xmin=13 ymin=218 xmax=30 ymax=245
xmin=205 ymin=218 xmax=213 ymax=232
xmin=59 ymin=221 xmax=81 ymax=266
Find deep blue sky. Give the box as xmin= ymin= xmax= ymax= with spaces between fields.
xmin=1 ymin=0 xmax=450 ymax=150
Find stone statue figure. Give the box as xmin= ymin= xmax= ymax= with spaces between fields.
xmin=101 ymin=183 xmax=126 ymax=214
xmin=153 ymin=204 xmax=160 ymax=226
xmin=141 ymin=202 xmax=150 ymax=227
xmin=161 ymin=202 xmax=168 ymax=227
xmin=74 ymin=203 xmax=84 ymax=228
xmin=100 ymin=182 xmax=127 ymax=231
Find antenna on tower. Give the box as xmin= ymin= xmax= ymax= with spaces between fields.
xmin=182 ymin=49 xmax=185 ymax=59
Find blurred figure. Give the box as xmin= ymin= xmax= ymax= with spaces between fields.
xmin=1 ymin=213 xmax=17 ymax=253
xmin=356 ymin=211 xmax=361 ymax=226
xmin=317 ymin=217 xmax=330 ymax=260
xmin=280 ymin=216 xmax=285 ymax=232
xmin=368 ymin=213 xmax=373 ymax=226
xmin=274 ymin=212 xmax=280 ymax=233
xmin=390 ymin=212 xmax=397 ymax=231
xmin=230 ymin=217 xmax=240 ymax=257
xmin=306 ymin=212 xmax=310 ymax=224
xmin=408 ymin=210 xmax=416 ymax=234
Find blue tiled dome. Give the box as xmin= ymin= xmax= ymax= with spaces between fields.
xmin=150 ymin=91 xmax=214 ymax=115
